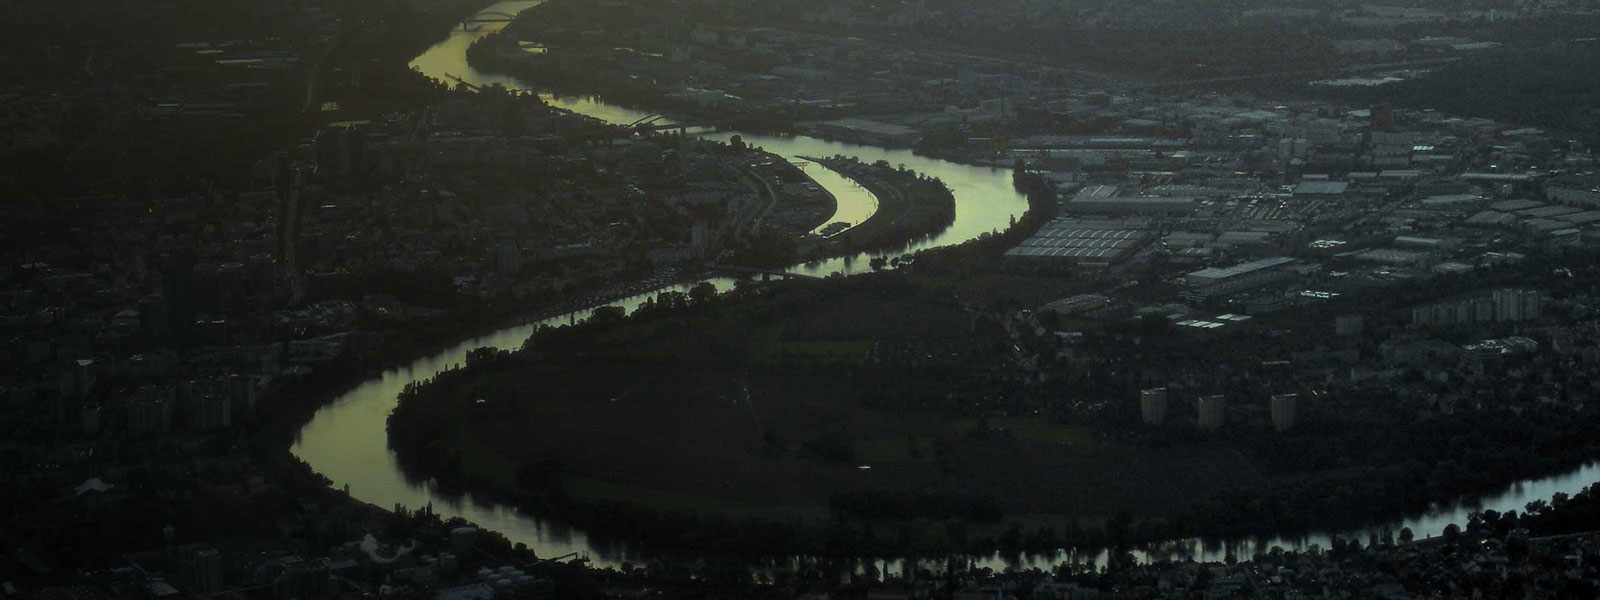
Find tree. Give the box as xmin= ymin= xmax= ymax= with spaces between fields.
xmin=1525 ymin=499 xmax=1549 ymax=517
xmin=1140 ymin=313 xmax=1171 ymax=333
xmin=1398 ymin=526 xmax=1414 ymax=544
xmin=591 ymin=305 xmax=626 ymax=327
xmin=689 ymin=281 xmax=718 ymax=307
xmin=1038 ymin=309 xmax=1061 ymax=331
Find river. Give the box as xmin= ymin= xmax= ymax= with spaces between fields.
xmin=292 ymin=0 xmax=1599 ymax=572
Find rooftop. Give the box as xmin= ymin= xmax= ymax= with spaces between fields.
xmin=1186 ymin=256 xmax=1297 ymax=282
xmin=1292 ymin=180 xmax=1349 ymax=195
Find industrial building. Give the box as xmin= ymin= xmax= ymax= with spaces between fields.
xmin=1042 ymin=294 xmax=1112 ymax=316
xmin=1291 ymin=180 xmax=1349 ymax=200
xmin=1061 ymin=186 xmax=1198 ymax=215
xmin=1458 ymin=198 xmax=1600 ymax=234
xmin=1393 ymin=236 xmax=1451 ymax=250
xmin=810 ymin=118 xmax=921 ymax=146
xmin=1546 ymin=177 xmax=1600 ymax=208
xmin=1065 ymin=195 xmax=1198 ymax=215
xmin=1185 ymin=257 xmax=1297 ymax=287
xmin=1005 ymin=217 xmax=1153 ymax=264
xmin=1348 ymin=248 xmax=1432 ymax=268
xmin=1180 ymin=257 xmax=1298 ymax=302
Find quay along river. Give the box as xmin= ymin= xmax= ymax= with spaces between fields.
xmin=292 ymin=0 xmax=1600 ymax=572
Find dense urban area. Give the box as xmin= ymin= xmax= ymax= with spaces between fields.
xmin=8 ymin=0 xmax=1600 ymax=599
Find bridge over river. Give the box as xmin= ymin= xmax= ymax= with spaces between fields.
xmin=711 ymin=264 xmax=823 ymax=281
xmin=460 ymin=11 xmax=518 ymax=31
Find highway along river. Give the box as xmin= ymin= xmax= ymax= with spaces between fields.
xmin=293 ymin=0 xmax=1600 ymax=571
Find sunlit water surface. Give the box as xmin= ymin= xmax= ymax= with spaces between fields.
xmin=293 ymin=0 xmax=1600 ymax=571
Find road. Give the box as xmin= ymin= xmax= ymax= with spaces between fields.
xmin=731 ymin=162 xmax=780 ymax=240
xmin=300 ymin=33 xmax=345 ymax=116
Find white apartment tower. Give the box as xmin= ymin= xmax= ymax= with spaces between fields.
xmin=1197 ymin=395 xmax=1227 ymax=430
xmin=1271 ymin=393 xmax=1299 ymax=432
xmin=1141 ymin=388 xmax=1168 ymax=425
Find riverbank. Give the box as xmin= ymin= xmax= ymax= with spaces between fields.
xmin=330 ymin=155 xmax=1097 ymax=566
xmin=464 ymin=31 xmax=798 ymax=136
xmin=384 ymin=274 xmax=1179 ymax=560
xmin=740 ymin=149 xmax=839 ymax=239
xmin=290 ymin=0 xmax=1038 ymax=571
xmin=265 ymin=266 xmax=737 ymax=497
xmin=382 ymin=235 xmax=1600 ymax=565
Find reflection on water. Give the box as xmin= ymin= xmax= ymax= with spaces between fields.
xmin=407 ymin=1 xmax=542 ymax=90
xmin=797 ymin=159 xmax=877 ymax=237
xmin=296 ymin=0 xmax=1600 ymax=572
xmin=292 ymin=278 xmax=736 ymax=566
xmin=545 ymin=91 xmax=1033 ymax=276
xmin=413 ymin=0 xmax=1029 ymax=275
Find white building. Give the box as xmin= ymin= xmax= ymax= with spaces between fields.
xmin=1185 ymin=257 xmax=1297 ymax=287
xmin=1197 ymin=395 xmax=1226 ymax=430
xmin=1271 ymin=394 xmax=1299 ymax=432
xmin=1493 ymin=288 xmax=1543 ymax=322
xmin=1181 ymin=257 xmax=1298 ymax=302
xmin=1546 ymin=179 xmax=1600 ymax=207
xmin=1141 ymin=388 xmax=1168 ymax=426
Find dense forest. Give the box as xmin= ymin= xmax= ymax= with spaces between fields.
xmin=1312 ymin=45 xmax=1600 ymax=145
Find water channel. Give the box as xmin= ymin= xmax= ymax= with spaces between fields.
xmin=292 ymin=0 xmax=1600 ymax=573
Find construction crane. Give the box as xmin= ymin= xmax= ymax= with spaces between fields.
xmin=628 ymin=114 xmax=665 ymax=128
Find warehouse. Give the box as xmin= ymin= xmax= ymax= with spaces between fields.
xmin=1184 ymin=257 xmax=1298 ymax=287
xmin=1180 ymin=257 xmax=1298 ymax=302
xmin=1546 ymin=178 xmax=1600 ymax=208
xmin=1005 ymin=217 xmax=1153 ymax=264
xmin=1291 ymin=180 xmax=1349 ymax=200
xmin=1349 ymin=248 xmax=1432 ymax=267
xmin=1041 ymin=294 xmax=1113 ymax=316
xmin=811 ymin=118 xmax=921 ymax=146
xmin=1518 ymin=205 xmax=1583 ymax=219
xmin=1064 ymin=195 xmax=1197 ymax=215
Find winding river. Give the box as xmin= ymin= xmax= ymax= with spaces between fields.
xmin=292 ymin=0 xmax=1599 ymax=572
